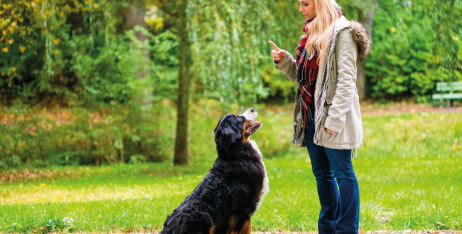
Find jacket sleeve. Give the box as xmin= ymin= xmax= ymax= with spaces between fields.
xmin=273 ymin=50 xmax=297 ymax=82
xmin=324 ymin=29 xmax=358 ymax=133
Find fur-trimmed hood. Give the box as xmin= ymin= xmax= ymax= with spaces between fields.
xmin=331 ymin=16 xmax=372 ymax=62
xmin=349 ymin=21 xmax=372 ymax=62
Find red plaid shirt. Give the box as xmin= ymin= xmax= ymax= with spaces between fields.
xmin=296 ymin=8 xmax=342 ymax=128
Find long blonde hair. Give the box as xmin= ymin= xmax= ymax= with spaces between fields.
xmin=305 ymin=0 xmax=340 ymax=64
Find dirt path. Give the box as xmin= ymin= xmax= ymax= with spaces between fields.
xmin=252 ymin=231 xmax=461 ymax=234
xmin=360 ymin=102 xmax=462 ymax=116
xmin=127 ymin=231 xmax=462 ymax=234
xmin=143 ymin=231 xmax=462 ymax=234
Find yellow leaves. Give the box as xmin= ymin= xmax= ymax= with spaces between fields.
xmin=22 ymin=1 xmax=31 ymax=8
xmin=19 ymin=45 xmax=25 ymax=53
xmin=93 ymin=3 xmax=99 ymax=8
xmin=43 ymin=11 xmax=50 ymax=18
xmin=11 ymin=21 xmax=17 ymax=27
xmin=31 ymin=2 xmax=37 ymax=8
xmin=1 ymin=47 xmax=8 ymax=52
xmin=453 ymin=36 xmax=459 ymax=41
xmin=8 ymin=38 xmax=14 ymax=44
xmin=155 ymin=22 xmax=163 ymax=31
xmin=53 ymin=49 xmax=60 ymax=54
xmin=390 ymin=27 xmax=396 ymax=33
xmin=3 ymin=4 xmax=13 ymax=10
xmin=53 ymin=38 xmax=60 ymax=45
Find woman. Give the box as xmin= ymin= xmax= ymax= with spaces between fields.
xmin=269 ymin=0 xmax=371 ymax=233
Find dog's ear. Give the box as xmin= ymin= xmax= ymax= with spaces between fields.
xmin=214 ymin=117 xmax=224 ymax=134
xmin=215 ymin=123 xmax=242 ymax=149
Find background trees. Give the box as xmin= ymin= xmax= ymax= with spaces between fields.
xmin=0 ymin=0 xmax=461 ymax=167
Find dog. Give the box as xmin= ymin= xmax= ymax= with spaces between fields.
xmin=160 ymin=108 xmax=268 ymax=234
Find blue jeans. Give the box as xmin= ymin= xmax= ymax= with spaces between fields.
xmin=305 ymin=117 xmax=360 ymax=234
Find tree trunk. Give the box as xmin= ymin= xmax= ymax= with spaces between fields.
xmin=125 ymin=0 xmax=152 ymax=106
xmin=174 ymin=0 xmax=191 ymax=166
xmin=67 ymin=0 xmax=84 ymax=36
xmin=357 ymin=0 xmax=376 ymax=100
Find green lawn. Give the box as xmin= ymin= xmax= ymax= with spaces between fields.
xmin=0 ymin=110 xmax=461 ymax=233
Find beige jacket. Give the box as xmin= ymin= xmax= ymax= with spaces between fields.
xmin=274 ymin=16 xmax=371 ymax=157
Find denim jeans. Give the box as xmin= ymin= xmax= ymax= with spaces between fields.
xmin=305 ymin=116 xmax=360 ymax=234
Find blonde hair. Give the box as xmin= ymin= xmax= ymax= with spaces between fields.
xmin=305 ymin=0 xmax=340 ymax=64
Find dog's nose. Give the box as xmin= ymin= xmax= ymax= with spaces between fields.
xmin=250 ymin=108 xmax=255 ymax=113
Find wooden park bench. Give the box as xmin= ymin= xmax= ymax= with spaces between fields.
xmin=432 ymin=82 xmax=462 ymax=108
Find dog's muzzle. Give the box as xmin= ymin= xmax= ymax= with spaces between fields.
xmin=241 ymin=108 xmax=262 ymax=135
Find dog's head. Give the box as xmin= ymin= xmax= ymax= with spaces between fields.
xmin=214 ymin=108 xmax=262 ymax=150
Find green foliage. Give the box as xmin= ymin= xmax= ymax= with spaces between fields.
xmin=0 ymin=104 xmax=174 ymax=169
xmin=259 ymin=0 xmax=462 ymax=102
xmin=365 ymin=0 xmax=462 ymax=101
xmin=2 ymin=0 xmax=462 ymax=168
xmin=187 ymin=0 xmax=275 ymax=108
xmin=430 ymin=0 xmax=462 ymax=85
xmin=0 ymin=0 xmax=183 ymax=168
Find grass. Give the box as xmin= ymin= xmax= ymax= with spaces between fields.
xmin=0 ymin=106 xmax=461 ymax=233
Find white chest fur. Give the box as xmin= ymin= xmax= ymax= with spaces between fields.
xmin=249 ymin=140 xmax=269 ymax=215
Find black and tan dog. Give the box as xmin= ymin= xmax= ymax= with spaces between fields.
xmin=160 ymin=108 xmax=268 ymax=234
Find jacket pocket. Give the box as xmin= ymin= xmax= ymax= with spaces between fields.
xmin=319 ymin=99 xmax=333 ymax=141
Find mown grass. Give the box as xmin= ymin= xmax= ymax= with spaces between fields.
xmin=0 ymin=107 xmax=461 ymax=233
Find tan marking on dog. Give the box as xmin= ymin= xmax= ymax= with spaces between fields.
xmin=255 ymin=188 xmax=264 ymax=202
xmin=239 ymin=219 xmax=251 ymax=234
xmin=227 ymin=216 xmax=251 ymax=234
xmin=209 ymin=225 xmax=216 ymax=234
xmin=242 ymin=120 xmax=252 ymax=142
xmin=227 ymin=215 xmax=239 ymax=234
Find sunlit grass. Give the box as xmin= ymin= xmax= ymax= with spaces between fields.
xmin=0 ymin=110 xmax=461 ymax=233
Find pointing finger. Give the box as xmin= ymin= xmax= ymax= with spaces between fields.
xmin=268 ymin=41 xmax=280 ymax=51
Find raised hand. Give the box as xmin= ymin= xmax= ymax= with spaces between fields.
xmin=269 ymin=41 xmax=286 ymax=63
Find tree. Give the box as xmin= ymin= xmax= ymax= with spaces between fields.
xmin=173 ymin=0 xmax=191 ymax=166
xmin=153 ymin=0 xmax=275 ymax=165
xmin=356 ymin=0 xmax=376 ymax=100
xmin=124 ymin=0 xmax=153 ymax=106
